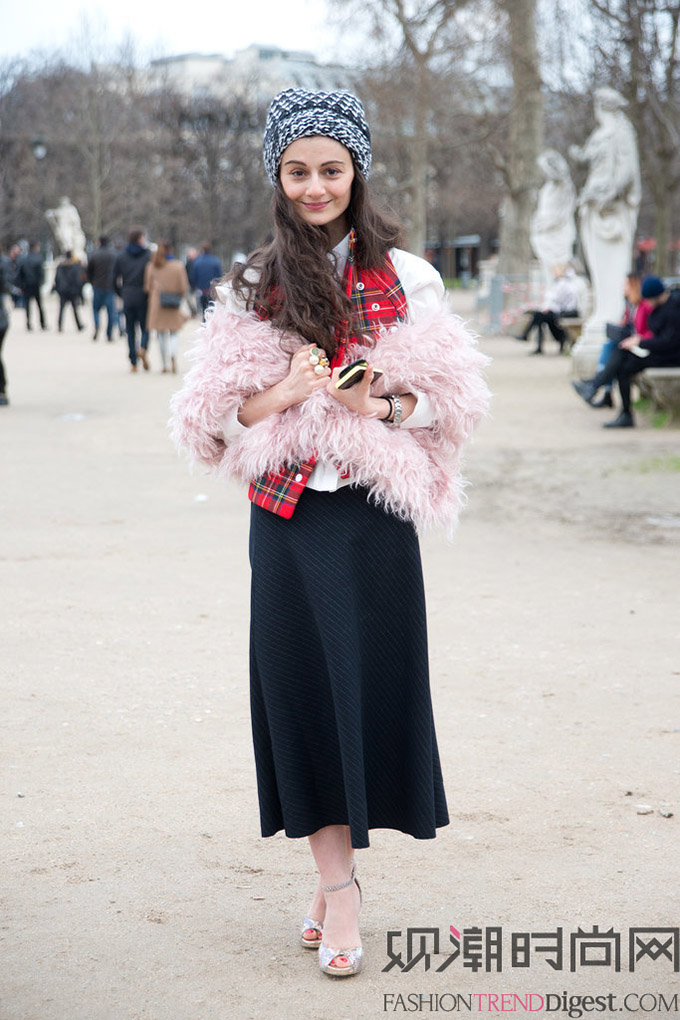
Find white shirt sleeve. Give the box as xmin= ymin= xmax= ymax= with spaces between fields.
xmin=214 ymin=280 xmax=247 ymax=314
xmin=388 ymin=249 xmax=444 ymax=430
xmin=401 ymin=389 xmax=436 ymax=429
xmin=390 ymin=248 xmax=445 ymax=319
xmin=221 ymin=407 xmax=249 ymax=442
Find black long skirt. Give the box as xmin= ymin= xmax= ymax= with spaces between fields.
xmin=248 ymin=485 xmax=449 ymax=849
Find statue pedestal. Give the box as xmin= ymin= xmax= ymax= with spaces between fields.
xmin=571 ymin=319 xmax=605 ymax=378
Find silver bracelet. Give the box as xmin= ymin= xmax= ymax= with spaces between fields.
xmin=391 ymin=394 xmax=403 ymax=426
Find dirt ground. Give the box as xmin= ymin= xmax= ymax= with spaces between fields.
xmin=2 ymin=293 xmax=678 ymax=1020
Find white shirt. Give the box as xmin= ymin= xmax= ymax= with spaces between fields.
xmin=545 ymin=272 xmax=580 ymax=316
xmin=219 ymin=235 xmax=443 ymax=490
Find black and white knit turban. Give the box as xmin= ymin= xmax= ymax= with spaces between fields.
xmin=262 ymin=88 xmax=372 ymax=186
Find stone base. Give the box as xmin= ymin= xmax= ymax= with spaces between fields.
xmin=570 ymin=322 xmax=606 ymax=378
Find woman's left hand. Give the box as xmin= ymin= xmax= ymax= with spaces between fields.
xmin=326 ymin=365 xmax=387 ymax=418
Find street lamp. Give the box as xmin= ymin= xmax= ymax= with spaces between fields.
xmin=32 ymin=138 xmax=48 ymax=258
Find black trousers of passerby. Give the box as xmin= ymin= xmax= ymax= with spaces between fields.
xmin=199 ymin=292 xmax=211 ymax=319
xmin=58 ymin=296 xmax=83 ymax=331
xmin=0 ymin=325 xmax=7 ymax=394
xmin=520 ymin=310 xmax=572 ymax=351
xmin=24 ymin=289 xmax=46 ymax=330
xmin=123 ymin=300 xmax=149 ymax=366
xmin=589 ymin=347 xmax=654 ymax=414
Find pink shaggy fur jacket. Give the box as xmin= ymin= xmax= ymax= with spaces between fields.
xmin=169 ymin=300 xmax=490 ymax=532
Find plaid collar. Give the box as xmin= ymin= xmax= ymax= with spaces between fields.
xmin=342 ymin=229 xmax=408 ymax=344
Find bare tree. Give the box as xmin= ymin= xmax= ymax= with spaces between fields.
xmin=332 ymin=0 xmax=475 ymax=255
xmin=494 ymin=0 xmax=544 ymax=274
xmin=354 ymin=52 xmax=504 ymax=263
xmin=152 ymin=88 xmax=269 ymax=260
xmin=0 ymin=51 xmax=160 ymax=246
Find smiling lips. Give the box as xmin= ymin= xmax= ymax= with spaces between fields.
xmin=303 ymin=201 xmax=331 ymax=210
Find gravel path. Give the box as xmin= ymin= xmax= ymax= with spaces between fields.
xmin=2 ymin=296 xmax=678 ymax=1019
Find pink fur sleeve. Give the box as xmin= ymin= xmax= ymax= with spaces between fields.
xmin=169 ymin=304 xmax=291 ymax=467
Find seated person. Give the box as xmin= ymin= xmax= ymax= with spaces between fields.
xmin=515 ymin=264 xmax=580 ymax=354
xmin=592 ymin=272 xmax=653 ymax=408
xmin=572 ymin=276 xmax=680 ymax=428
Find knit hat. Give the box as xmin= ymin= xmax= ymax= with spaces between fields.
xmin=262 ymin=88 xmax=371 ymax=186
xmin=641 ymin=276 xmax=665 ymax=299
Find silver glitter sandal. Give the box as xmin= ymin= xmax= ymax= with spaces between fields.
xmin=300 ymin=916 xmax=323 ymax=949
xmin=300 ymin=860 xmax=357 ymax=950
xmin=318 ymin=868 xmax=363 ymax=977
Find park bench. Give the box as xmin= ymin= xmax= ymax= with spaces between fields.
xmin=561 ymin=318 xmax=584 ymax=351
xmin=636 ymin=367 xmax=680 ymax=421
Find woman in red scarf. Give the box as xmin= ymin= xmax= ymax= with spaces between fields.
xmin=171 ymin=89 xmax=489 ymax=978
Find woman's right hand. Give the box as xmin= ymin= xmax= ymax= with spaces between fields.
xmin=236 ymin=344 xmax=331 ymax=428
xmin=280 ymin=344 xmax=332 ymax=406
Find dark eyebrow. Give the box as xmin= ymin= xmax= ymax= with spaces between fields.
xmin=282 ymin=159 xmax=348 ymax=168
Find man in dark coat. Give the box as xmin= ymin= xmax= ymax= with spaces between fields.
xmin=53 ymin=251 xmax=86 ymax=332
xmin=0 ymin=244 xmax=11 ymax=404
xmin=16 ymin=242 xmax=48 ymax=330
xmin=572 ymin=276 xmax=680 ymax=427
xmin=112 ymin=226 xmax=151 ymax=371
xmin=87 ymin=235 xmax=117 ymax=341
xmin=189 ymin=243 xmax=223 ymax=320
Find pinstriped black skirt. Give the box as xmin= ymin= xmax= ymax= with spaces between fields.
xmin=248 ymin=484 xmax=449 ymax=849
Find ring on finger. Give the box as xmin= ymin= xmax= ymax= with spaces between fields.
xmin=309 ymin=346 xmax=329 ymax=371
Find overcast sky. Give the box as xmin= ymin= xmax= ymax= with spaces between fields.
xmin=1 ymin=0 xmax=341 ymax=64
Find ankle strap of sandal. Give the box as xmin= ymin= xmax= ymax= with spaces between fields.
xmin=323 ymin=861 xmax=357 ymax=894
xmin=323 ymin=875 xmax=354 ymax=893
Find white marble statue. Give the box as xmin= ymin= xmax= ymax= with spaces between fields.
xmin=530 ymin=150 xmax=576 ymax=290
xmin=45 ymin=197 xmax=87 ymax=262
xmin=569 ymin=88 xmax=640 ymax=346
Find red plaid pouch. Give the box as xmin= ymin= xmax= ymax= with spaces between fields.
xmin=248 ymin=459 xmax=317 ymax=520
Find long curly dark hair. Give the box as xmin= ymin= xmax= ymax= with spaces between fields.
xmin=229 ymin=171 xmax=403 ymax=358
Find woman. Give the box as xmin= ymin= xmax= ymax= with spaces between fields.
xmin=144 ymin=242 xmax=189 ymax=372
xmin=590 ymin=272 xmax=653 ymax=409
xmin=170 ymin=89 xmax=489 ymax=978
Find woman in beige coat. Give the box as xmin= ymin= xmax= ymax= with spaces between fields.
xmin=144 ymin=242 xmax=189 ymax=372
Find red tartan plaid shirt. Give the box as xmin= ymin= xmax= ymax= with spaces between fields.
xmin=248 ymin=230 xmax=408 ymax=519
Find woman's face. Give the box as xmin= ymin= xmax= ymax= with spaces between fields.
xmin=624 ymin=276 xmax=641 ymax=304
xmin=279 ymin=136 xmax=354 ymax=244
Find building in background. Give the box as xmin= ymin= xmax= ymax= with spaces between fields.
xmin=150 ymin=44 xmax=347 ymax=101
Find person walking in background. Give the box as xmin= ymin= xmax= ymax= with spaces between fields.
xmin=170 ymin=88 xmax=489 ymax=979
xmin=16 ymin=242 xmax=47 ymax=331
xmin=7 ymin=244 xmax=24 ymax=309
xmin=112 ymin=227 xmax=151 ymax=372
xmin=53 ymin=251 xmax=86 ymax=332
xmin=144 ymin=241 xmax=189 ymax=373
xmin=87 ymin=235 xmax=117 ymax=341
xmin=184 ymin=247 xmax=199 ymax=317
xmin=189 ymin=243 xmax=222 ymax=320
xmin=0 ymin=242 xmax=11 ymax=405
